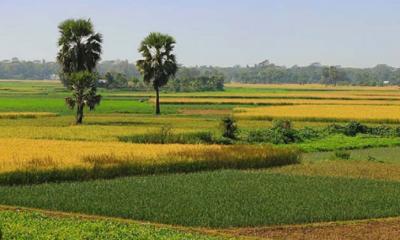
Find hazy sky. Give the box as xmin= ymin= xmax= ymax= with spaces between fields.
xmin=0 ymin=0 xmax=399 ymax=67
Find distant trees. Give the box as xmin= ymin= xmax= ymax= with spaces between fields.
xmin=167 ymin=68 xmax=224 ymax=92
xmin=57 ymin=19 xmax=103 ymax=124
xmin=100 ymin=72 xmax=129 ymax=89
xmin=322 ymin=66 xmax=338 ymax=85
xmin=3 ymin=59 xmax=400 ymax=86
xmin=136 ymin=32 xmax=178 ymax=114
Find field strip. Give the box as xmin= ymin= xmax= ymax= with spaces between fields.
xmin=235 ymin=104 xmax=400 ymax=123
xmin=222 ymin=216 xmax=400 ymax=240
xmin=0 ymin=205 xmax=250 ymax=240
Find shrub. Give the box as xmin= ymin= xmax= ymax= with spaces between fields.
xmin=325 ymin=123 xmax=346 ymax=135
xmin=221 ymin=116 xmax=238 ymax=140
xmin=334 ymin=150 xmax=351 ymax=160
xmin=296 ymin=127 xmax=323 ymax=140
xmin=344 ymin=121 xmax=367 ymax=136
xmin=270 ymin=120 xmax=298 ymax=144
xmin=367 ymin=125 xmax=394 ymax=137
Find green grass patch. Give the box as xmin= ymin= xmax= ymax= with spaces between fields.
xmin=1 ymin=170 xmax=400 ymax=228
xmin=0 ymin=210 xmax=225 ymax=240
xmin=303 ymin=146 xmax=400 ymax=163
xmin=296 ymin=134 xmax=400 ymax=152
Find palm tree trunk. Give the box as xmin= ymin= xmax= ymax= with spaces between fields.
xmin=155 ymin=86 xmax=161 ymax=115
xmin=76 ymin=103 xmax=84 ymax=124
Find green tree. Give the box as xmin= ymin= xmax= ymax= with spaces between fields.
xmin=136 ymin=32 xmax=178 ymax=114
xmin=57 ymin=18 xmax=102 ymax=86
xmin=57 ymin=19 xmax=103 ymax=124
xmin=65 ymin=71 xmax=101 ymax=124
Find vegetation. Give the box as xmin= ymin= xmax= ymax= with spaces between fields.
xmin=236 ymin=105 xmax=400 ymax=123
xmin=0 ymin=210 xmax=226 ymax=239
xmin=136 ymin=32 xmax=178 ymax=114
xmin=1 ymin=170 xmax=400 ymax=228
xmin=64 ymin=71 xmax=102 ymax=124
xmin=3 ymin=59 xmax=400 ymax=86
xmin=221 ymin=116 xmax=238 ymax=140
xmin=0 ymin=139 xmax=300 ymax=184
xmin=57 ymin=18 xmax=103 ymax=124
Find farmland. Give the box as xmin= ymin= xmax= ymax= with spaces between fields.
xmin=2 ymin=80 xmax=400 ymax=239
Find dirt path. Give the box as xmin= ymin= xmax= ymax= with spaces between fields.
xmin=223 ymin=218 xmax=400 ymax=240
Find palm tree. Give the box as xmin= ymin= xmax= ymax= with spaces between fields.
xmin=65 ymin=71 xmax=101 ymax=124
xmin=136 ymin=32 xmax=178 ymax=115
xmin=57 ymin=18 xmax=102 ymax=124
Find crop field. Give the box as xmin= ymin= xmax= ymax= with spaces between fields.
xmin=235 ymin=104 xmax=400 ymax=123
xmin=2 ymin=80 xmax=400 ymax=239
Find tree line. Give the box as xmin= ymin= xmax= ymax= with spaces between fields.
xmin=217 ymin=62 xmax=400 ymax=86
xmin=2 ymin=58 xmax=400 ymax=87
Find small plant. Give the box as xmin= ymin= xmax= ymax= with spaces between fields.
xmin=334 ymin=150 xmax=351 ymax=160
xmin=344 ymin=121 xmax=367 ymax=136
xmin=221 ymin=116 xmax=238 ymax=140
xmin=270 ymin=120 xmax=298 ymax=144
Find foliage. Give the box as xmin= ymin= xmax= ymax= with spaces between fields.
xmin=3 ymin=58 xmax=400 ymax=86
xmin=167 ymin=68 xmax=225 ymax=92
xmin=64 ymin=71 xmax=102 ymax=124
xmin=57 ymin=19 xmax=102 ymax=87
xmin=247 ymin=120 xmax=299 ymax=144
xmin=221 ymin=116 xmax=238 ymax=139
xmin=0 ymin=210 xmax=224 ymax=240
xmin=1 ymin=171 xmax=400 ymax=228
xmin=136 ymin=32 xmax=178 ymax=114
xmin=100 ymin=72 xmax=130 ymax=89
xmin=334 ymin=150 xmax=351 ymax=160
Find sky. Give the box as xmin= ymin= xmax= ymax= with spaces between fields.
xmin=0 ymin=0 xmax=400 ymax=67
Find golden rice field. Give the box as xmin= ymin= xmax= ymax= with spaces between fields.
xmin=235 ymin=104 xmax=400 ymax=123
xmin=0 ymin=138 xmax=299 ymax=175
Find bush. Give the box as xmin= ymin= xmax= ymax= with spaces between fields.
xmin=296 ymin=127 xmax=323 ymax=140
xmin=344 ymin=121 xmax=367 ymax=136
xmin=247 ymin=120 xmax=302 ymax=144
xmin=367 ymin=125 xmax=394 ymax=137
xmin=334 ymin=150 xmax=351 ymax=160
xmin=270 ymin=120 xmax=299 ymax=144
xmin=221 ymin=117 xmax=238 ymax=140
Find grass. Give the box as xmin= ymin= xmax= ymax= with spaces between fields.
xmin=0 ymin=139 xmax=300 ymax=184
xmin=235 ymin=105 xmax=400 ymax=123
xmin=296 ymin=134 xmax=400 ymax=152
xmin=0 ymin=210 xmax=227 ymax=240
xmin=303 ymin=146 xmax=400 ymax=163
xmin=1 ymin=170 xmax=400 ymax=228
xmin=267 ymin=160 xmax=400 ymax=182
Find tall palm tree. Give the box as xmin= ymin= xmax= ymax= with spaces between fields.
xmin=57 ymin=19 xmax=102 ymax=124
xmin=57 ymin=19 xmax=102 ymax=78
xmin=136 ymin=32 xmax=178 ymax=115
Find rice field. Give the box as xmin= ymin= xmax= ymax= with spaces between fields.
xmin=235 ymin=104 xmax=400 ymax=123
xmin=2 ymin=81 xmax=400 ymax=239
xmin=0 ymin=138 xmax=300 ymax=184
